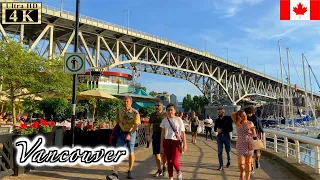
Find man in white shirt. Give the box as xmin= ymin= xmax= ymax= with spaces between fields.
xmin=204 ymin=115 xmax=213 ymax=140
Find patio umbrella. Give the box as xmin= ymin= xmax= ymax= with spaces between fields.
xmin=79 ymin=88 xmax=117 ymax=123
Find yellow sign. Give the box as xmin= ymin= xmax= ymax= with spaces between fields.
xmin=2 ymin=2 xmax=42 ymax=24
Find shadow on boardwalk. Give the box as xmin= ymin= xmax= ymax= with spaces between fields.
xmin=4 ymin=135 xmax=301 ymax=180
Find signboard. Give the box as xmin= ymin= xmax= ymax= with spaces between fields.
xmin=2 ymin=2 xmax=42 ymax=24
xmin=64 ymin=53 xmax=86 ymax=74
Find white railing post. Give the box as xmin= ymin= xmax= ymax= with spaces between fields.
xmin=274 ymin=134 xmax=278 ymax=152
xmin=263 ymin=132 xmax=266 ymax=149
xmin=314 ymin=145 xmax=320 ymax=174
xmin=284 ymin=137 xmax=289 ymax=157
xmin=295 ymin=140 xmax=300 ymax=163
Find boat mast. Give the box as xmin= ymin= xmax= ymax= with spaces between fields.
xmin=278 ymin=40 xmax=286 ymax=127
xmin=286 ymin=48 xmax=293 ymax=127
xmin=309 ymin=65 xmax=314 ymax=118
xmin=302 ymin=53 xmax=308 ymax=115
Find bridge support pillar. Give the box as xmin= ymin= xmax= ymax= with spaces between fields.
xmin=205 ymin=105 xmax=241 ymax=117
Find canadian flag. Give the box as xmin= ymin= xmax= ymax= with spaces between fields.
xmin=280 ymin=0 xmax=320 ymax=20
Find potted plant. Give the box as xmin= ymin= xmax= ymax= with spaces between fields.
xmin=12 ymin=118 xmax=55 ymax=176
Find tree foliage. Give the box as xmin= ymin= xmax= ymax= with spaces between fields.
xmin=182 ymin=94 xmax=193 ymax=112
xmin=139 ymin=106 xmax=156 ymax=118
xmin=0 ymin=40 xmax=72 ymax=124
xmin=182 ymin=94 xmax=209 ymax=115
xmin=134 ymin=83 xmax=146 ymax=92
xmin=149 ymin=91 xmax=158 ymax=97
xmin=95 ymin=99 xmax=124 ymax=122
xmin=40 ymin=98 xmax=71 ymax=121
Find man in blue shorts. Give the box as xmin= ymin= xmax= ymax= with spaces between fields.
xmin=146 ymin=101 xmax=168 ymax=177
xmin=107 ymin=96 xmax=141 ymax=179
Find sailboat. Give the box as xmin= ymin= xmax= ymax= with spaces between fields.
xmin=263 ymin=40 xmax=320 ymax=138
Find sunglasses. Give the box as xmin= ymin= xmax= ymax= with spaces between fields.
xmin=155 ymin=105 xmax=161 ymax=107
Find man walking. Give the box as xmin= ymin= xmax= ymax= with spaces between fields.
xmin=204 ymin=115 xmax=213 ymax=140
xmin=107 ymin=96 xmax=140 ymax=179
xmin=146 ymin=101 xmax=168 ymax=177
xmin=244 ymin=106 xmax=264 ymax=171
xmin=214 ymin=108 xmax=233 ymax=170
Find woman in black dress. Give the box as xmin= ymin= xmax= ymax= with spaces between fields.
xmin=189 ymin=111 xmax=200 ymax=144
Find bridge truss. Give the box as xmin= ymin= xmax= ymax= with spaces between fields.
xmin=0 ymin=1 xmax=319 ymax=107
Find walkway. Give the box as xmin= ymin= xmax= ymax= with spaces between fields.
xmin=4 ymin=135 xmax=300 ymax=180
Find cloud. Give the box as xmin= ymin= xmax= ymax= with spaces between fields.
xmin=238 ymin=4 xmax=317 ymax=41
xmin=213 ymin=0 xmax=264 ymax=18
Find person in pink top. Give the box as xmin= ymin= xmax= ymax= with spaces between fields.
xmin=160 ymin=103 xmax=187 ymax=180
xmin=231 ymin=110 xmax=258 ymax=180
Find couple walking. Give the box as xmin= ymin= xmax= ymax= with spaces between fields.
xmin=216 ymin=107 xmax=264 ymax=180
xmin=107 ymin=98 xmax=187 ymax=180
xmin=146 ymin=101 xmax=187 ymax=180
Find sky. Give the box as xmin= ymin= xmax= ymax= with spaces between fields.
xmin=39 ymin=0 xmax=320 ymax=101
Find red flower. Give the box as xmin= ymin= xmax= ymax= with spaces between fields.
xmin=40 ymin=118 xmax=47 ymax=126
xmin=76 ymin=124 xmax=81 ymax=128
xmin=87 ymin=125 xmax=93 ymax=130
xmin=32 ymin=121 xmax=39 ymax=129
xmin=49 ymin=121 xmax=55 ymax=128
xmin=20 ymin=123 xmax=27 ymax=129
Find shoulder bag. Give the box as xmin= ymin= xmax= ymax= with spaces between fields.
xmin=249 ymin=138 xmax=264 ymax=150
xmin=167 ymin=117 xmax=184 ymax=153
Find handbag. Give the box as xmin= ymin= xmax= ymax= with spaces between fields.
xmin=167 ymin=117 xmax=184 ymax=153
xmin=249 ymin=138 xmax=264 ymax=150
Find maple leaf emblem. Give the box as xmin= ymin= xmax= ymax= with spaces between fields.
xmin=293 ymin=2 xmax=307 ymax=15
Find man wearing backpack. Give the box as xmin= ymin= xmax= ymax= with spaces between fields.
xmin=244 ymin=106 xmax=264 ymax=172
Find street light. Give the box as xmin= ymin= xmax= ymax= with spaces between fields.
xmin=244 ymin=57 xmax=248 ymax=67
xmin=123 ymin=10 xmax=129 ymax=33
xmin=200 ymin=37 xmax=207 ymax=52
xmin=164 ymin=24 xmax=170 ymax=39
xmin=223 ymin=48 xmax=229 ymax=62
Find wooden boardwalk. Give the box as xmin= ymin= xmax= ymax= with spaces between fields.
xmin=4 ymin=135 xmax=301 ymax=180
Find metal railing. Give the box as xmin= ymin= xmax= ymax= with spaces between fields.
xmin=263 ymin=129 xmax=320 ymax=174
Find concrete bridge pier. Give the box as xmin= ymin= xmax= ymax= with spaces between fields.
xmin=205 ymin=105 xmax=241 ymax=117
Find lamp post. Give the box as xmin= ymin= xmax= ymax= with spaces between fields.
xmin=70 ymin=0 xmax=81 ymax=148
xmin=164 ymin=24 xmax=170 ymax=39
xmin=123 ymin=10 xmax=129 ymax=33
xmin=244 ymin=57 xmax=248 ymax=67
xmin=223 ymin=48 xmax=229 ymax=63
xmin=200 ymin=38 xmax=207 ymax=52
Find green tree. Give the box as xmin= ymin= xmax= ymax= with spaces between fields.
xmin=40 ymin=98 xmax=71 ymax=121
xmin=139 ymin=106 xmax=156 ymax=118
xmin=134 ymin=83 xmax=146 ymax=92
xmin=182 ymin=94 xmax=193 ymax=112
xmin=95 ymin=99 xmax=124 ymax=122
xmin=316 ymin=105 xmax=320 ymax=110
xmin=0 ymin=40 xmax=72 ymax=124
xmin=149 ymin=91 xmax=158 ymax=97
xmin=182 ymin=94 xmax=209 ymax=116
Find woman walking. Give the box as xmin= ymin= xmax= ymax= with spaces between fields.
xmin=160 ymin=103 xmax=187 ymax=180
xmin=231 ymin=110 xmax=257 ymax=180
xmin=189 ymin=112 xmax=200 ymax=144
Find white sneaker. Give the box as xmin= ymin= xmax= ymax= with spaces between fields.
xmin=177 ymin=171 xmax=182 ymax=180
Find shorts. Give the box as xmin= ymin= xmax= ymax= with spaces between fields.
xmin=152 ymin=133 xmax=161 ymax=155
xmin=116 ymin=131 xmax=137 ymax=154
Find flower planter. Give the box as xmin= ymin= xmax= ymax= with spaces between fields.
xmin=12 ymin=131 xmax=55 ymax=176
xmin=12 ymin=134 xmax=35 ymax=176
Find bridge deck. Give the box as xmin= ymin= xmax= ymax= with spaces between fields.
xmin=4 ymin=135 xmax=300 ymax=180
